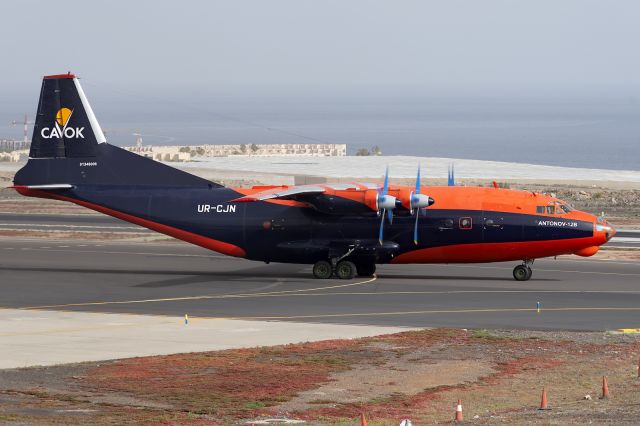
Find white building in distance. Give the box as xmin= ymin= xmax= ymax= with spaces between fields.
xmin=125 ymin=143 xmax=347 ymax=162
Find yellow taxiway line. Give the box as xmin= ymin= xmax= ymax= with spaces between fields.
xmin=21 ymin=275 xmax=379 ymax=310
xmin=213 ymin=306 xmax=640 ymax=321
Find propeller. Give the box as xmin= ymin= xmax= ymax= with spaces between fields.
xmin=410 ymin=164 xmax=435 ymax=244
xmin=377 ymin=167 xmax=397 ymax=244
xmin=377 ymin=165 xmax=434 ymax=245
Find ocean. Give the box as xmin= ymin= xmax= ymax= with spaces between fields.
xmin=2 ymin=96 xmax=639 ymax=170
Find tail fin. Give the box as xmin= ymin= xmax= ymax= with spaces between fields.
xmin=15 ymin=73 xmax=220 ymax=188
xmin=29 ymin=72 xmax=105 ymax=159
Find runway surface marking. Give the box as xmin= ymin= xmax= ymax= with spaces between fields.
xmin=538 ymin=258 xmax=640 ymax=266
xmin=209 ymin=306 xmax=640 ymax=321
xmin=21 ymin=276 xmax=379 ymax=310
xmin=448 ymin=264 xmax=640 ymax=277
xmin=13 ymin=305 xmax=640 ymax=327
xmin=20 ymin=287 xmax=640 ymax=310
xmin=0 ymin=223 xmax=144 ymax=230
xmin=1 ymin=247 xmax=225 ymax=259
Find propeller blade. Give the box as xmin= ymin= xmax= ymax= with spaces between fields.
xmin=382 ymin=166 xmax=389 ymax=195
xmin=413 ymin=208 xmax=420 ymax=245
xmin=413 ymin=164 xmax=423 ymax=244
xmin=387 ymin=208 xmax=393 ymax=225
xmin=378 ymin=208 xmax=386 ymax=244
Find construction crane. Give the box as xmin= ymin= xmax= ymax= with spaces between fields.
xmin=132 ymin=132 xmax=144 ymax=150
xmin=10 ymin=114 xmax=34 ymax=145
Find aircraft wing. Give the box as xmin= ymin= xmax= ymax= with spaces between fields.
xmin=229 ymin=183 xmax=386 ymax=215
xmin=229 ymin=185 xmax=327 ymax=203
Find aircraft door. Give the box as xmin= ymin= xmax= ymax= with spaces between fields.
xmin=482 ymin=212 xmax=505 ymax=243
xmin=264 ymin=217 xmax=287 ymax=246
xmin=482 ymin=212 xmax=524 ymax=243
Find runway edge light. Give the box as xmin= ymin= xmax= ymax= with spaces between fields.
xmin=185 ymin=314 xmax=189 ymax=325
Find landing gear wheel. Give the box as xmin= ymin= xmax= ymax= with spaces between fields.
xmin=525 ymin=266 xmax=533 ymax=280
xmin=513 ymin=265 xmax=531 ymax=281
xmin=335 ymin=260 xmax=357 ymax=280
xmin=312 ymin=260 xmax=333 ymax=279
xmin=356 ymin=263 xmax=376 ymax=277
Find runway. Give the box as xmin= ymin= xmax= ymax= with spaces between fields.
xmin=1 ymin=237 xmax=640 ymax=331
xmin=0 ymin=212 xmax=151 ymax=234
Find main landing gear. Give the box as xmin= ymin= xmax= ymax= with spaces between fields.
xmin=312 ymin=259 xmax=376 ymax=280
xmin=513 ymin=260 xmax=534 ymax=281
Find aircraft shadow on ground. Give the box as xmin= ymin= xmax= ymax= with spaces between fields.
xmin=0 ymin=265 xmax=559 ymax=289
xmin=135 ymin=270 xmax=310 ymax=288
xmin=0 ymin=265 xmax=309 ymax=287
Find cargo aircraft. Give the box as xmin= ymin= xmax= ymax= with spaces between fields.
xmin=13 ymin=74 xmax=616 ymax=281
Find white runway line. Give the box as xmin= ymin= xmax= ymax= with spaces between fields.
xmin=0 ymin=222 xmax=144 ymax=230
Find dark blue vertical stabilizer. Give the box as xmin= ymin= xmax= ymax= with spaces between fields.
xmin=15 ymin=73 xmax=221 ymax=189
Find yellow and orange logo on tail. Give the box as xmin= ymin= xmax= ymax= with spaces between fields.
xmin=55 ymin=107 xmax=73 ymax=127
xmin=41 ymin=107 xmax=85 ymax=140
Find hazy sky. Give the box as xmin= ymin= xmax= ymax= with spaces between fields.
xmin=2 ymin=0 xmax=639 ymax=100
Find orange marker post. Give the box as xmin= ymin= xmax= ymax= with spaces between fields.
xmin=454 ymin=399 xmax=463 ymax=422
xmin=601 ymin=376 xmax=610 ymax=399
xmin=538 ymin=387 xmax=551 ymax=410
xmin=360 ymin=413 xmax=367 ymax=426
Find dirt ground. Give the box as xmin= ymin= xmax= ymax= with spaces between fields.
xmin=1 ymin=328 xmax=640 ymax=425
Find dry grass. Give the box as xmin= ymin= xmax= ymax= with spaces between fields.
xmin=1 ymin=329 xmax=640 ymax=424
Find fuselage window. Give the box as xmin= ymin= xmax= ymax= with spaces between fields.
xmin=536 ymin=206 xmax=545 ymax=214
xmin=459 ymin=217 xmax=472 ymax=230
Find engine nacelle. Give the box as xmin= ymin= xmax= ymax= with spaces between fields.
xmin=397 ymin=188 xmax=435 ymax=211
xmin=378 ymin=194 xmax=397 ymax=210
xmin=364 ymin=189 xmax=380 ymax=211
xmin=411 ymin=193 xmax=434 ymax=210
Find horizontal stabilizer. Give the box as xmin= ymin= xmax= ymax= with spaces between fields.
xmin=12 ymin=184 xmax=73 ymax=190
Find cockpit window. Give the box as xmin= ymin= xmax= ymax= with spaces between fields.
xmin=559 ymin=204 xmax=573 ymax=213
xmin=536 ymin=206 xmax=545 ymax=214
xmin=546 ymin=205 xmax=555 ymax=214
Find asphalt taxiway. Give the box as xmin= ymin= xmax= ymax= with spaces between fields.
xmin=1 ymin=237 xmax=640 ymax=331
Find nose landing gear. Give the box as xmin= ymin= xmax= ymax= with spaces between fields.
xmin=513 ymin=260 xmax=533 ymax=281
